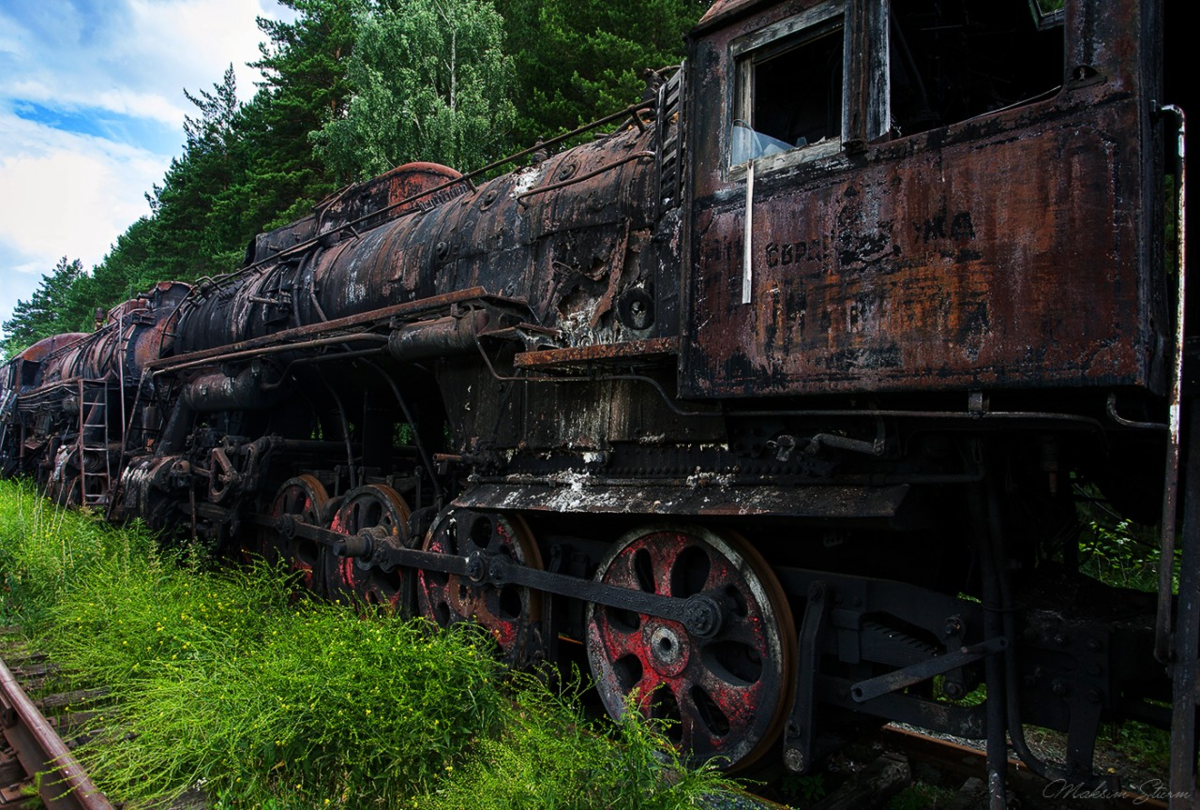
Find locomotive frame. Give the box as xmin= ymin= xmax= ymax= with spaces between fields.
xmin=1 ymin=0 xmax=1190 ymax=804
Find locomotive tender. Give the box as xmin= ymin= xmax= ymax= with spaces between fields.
xmin=1 ymin=0 xmax=1188 ymax=800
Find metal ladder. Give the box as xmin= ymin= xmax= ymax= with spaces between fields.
xmin=76 ymin=379 xmax=111 ymax=507
xmin=0 ymin=388 xmax=15 ymax=459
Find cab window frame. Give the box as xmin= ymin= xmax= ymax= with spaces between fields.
xmin=728 ymin=0 xmax=889 ymax=177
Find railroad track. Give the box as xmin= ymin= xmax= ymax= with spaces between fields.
xmin=0 ymin=638 xmax=112 ymax=810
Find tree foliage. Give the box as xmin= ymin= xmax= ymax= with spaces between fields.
xmin=496 ymin=0 xmax=706 ymax=143
xmin=2 ymin=258 xmax=89 ymax=357
xmin=313 ymin=0 xmax=515 ymax=181
xmin=246 ymin=0 xmax=358 ymax=224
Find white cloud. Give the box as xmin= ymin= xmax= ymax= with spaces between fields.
xmin=0 ymin=0 xmax=296 ymax=328
xmin=0 ymin=116 xmax=166 ymax=262
xmin=129 ymin=0 xmax=277 ymax=101
xmin=0 ymin=0 xmax=280 ymax=126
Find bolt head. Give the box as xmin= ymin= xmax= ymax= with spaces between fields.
xmin=783 ymin=748 xmax=806 ymax=773
xmin=683 ymin=595 xmax=724 ymax=639
xmin=465 ymin=553 xmax=485 ymax=582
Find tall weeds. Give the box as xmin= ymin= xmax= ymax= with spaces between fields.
xmin=0 ymin=480 xmax=739 ymax=809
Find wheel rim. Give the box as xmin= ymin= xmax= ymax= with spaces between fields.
xmin=326 ymin=484 xmax=410 ymax=609
xmin=585 ymin=524 xmax=795 ymax=769
xmin=417 ymin=510 xmax=543 ymax=664
xmin=270 ymin=475 xmax=329 ymax=592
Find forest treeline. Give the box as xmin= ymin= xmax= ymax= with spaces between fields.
xmin=2 ymin=0 xmax=707 ymax=358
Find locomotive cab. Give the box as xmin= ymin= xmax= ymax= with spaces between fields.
xmin=680 ymin=0 xmax=1167 ymax=400
xmin=668 ymin=0 xmax=1179 ymax=791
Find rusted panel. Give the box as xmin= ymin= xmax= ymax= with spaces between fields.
xmin=14 ymin=334 xmax=89 ymax=366
xmin=454 ymin=481 xmax=908 ymax=518
xmin=695 ymin=0 xmax=767 ymax=31
xmin=513 ymin=336 xmax=678 ymax=368
xmin=176 ymin=122 xmax=662 ymax=356
xmin=162 ymin=288 xmax=532 ymax=370
xmin=688 ymin=112 xmax=1149 ymax=395
xmin=249 ymin=162 xmax=469 ymax=265
xmin=18 ymin=283 xmax=190 ymax=392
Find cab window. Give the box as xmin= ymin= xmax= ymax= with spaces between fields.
xmin=731 ymin=2 xmax=846 ymax=165
xmin=730 ymin=0 xmax=1064 ymax=170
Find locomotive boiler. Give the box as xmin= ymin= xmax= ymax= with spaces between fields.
xmin=1 ymin=0 xmax=1188 ymax=801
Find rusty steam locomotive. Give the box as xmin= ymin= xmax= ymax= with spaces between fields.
xmin=1 ymin=0 xmax=1188 ymax=799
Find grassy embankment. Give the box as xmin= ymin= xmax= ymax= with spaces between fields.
xmin=0 ymin=479 xmax=737 ymax=809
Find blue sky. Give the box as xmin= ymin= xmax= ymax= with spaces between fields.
xmin=0 ymin=0 xmax=293 ymax=329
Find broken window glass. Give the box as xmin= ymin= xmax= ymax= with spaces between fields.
xmin=728 ymin=0 xmax=1064 ymax=170
xmin=731 ymin=4 xmax=845 ymax=166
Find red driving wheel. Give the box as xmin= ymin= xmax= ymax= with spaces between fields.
xmin=586 ymin=524 xmax=795 ymax=770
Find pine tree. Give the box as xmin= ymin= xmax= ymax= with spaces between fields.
xmin=249 ymin=0 xmax=358 ymax=223
xmin=496 ymin=0 xmax=707 ymax=144
xmin=2 ymin=258 xmax=88 ymax=358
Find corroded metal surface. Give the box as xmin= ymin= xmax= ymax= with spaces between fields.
xmin=454 ymin=481 xmax=909 ymax=518
xmin=174 ymin=122 xmax=665 ymax=356
xmin=326 ymin=484 xmax=410 ymax=607
xmin=586 ymin=526 xmax=795 ymax=769
xmin=417 ymin=510 xmax=543 ymax=664
xmin=0 ymin=0 xmax=1181 ymax=789
xmin=513 ymin=336 xmax=678 ymax=368
xmin=680 ymin=0 xmax=1165 ymax=397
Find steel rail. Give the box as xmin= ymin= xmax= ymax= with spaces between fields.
xmin=0 ymin=653 xmax=114 ymax=810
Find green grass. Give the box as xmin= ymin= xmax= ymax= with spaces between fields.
xmin=0 ymin=479 xmax=157 ymax=628
xmin=1073 ymin=482 xmax=1175 ymax=594
xmin=886 ymin=782 xmax=956 ymax=810
xmin=0 ymin=479 xmax=740 ymax=809
xmin=427 ymin=671 xmax=734 ymax=810
xmin=1108 ymin=718 xmax=1173 ymax=777
xmin=45 ymin=563 xmax=505 ymax=806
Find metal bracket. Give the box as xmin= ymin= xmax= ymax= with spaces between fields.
xmin=783 ymin=581 xmax=829 ymax=774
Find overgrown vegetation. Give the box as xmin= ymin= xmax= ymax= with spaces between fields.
xmin=0 ymin=479 xmax=738 ymax=809
xmin=0 ymin=479 xmax=157 ymax=629
xmin=1079 ymin=517 xmax=1169 ymax=592
xmin=1074 ymin=482 xmax=1177 ymax=593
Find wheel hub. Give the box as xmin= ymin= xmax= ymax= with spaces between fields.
xmin=646 ymin=621 xmax=690 ymax=676
xmin=325 ymin=484 xmax=410 ymax=609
